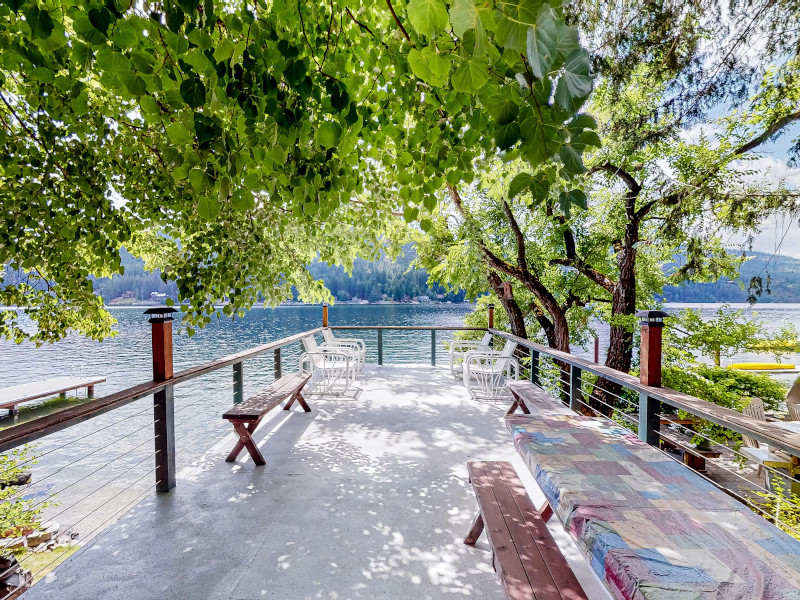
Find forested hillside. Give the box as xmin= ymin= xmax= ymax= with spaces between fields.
xmin=9 ymin=248 xmax=797 ymax=305
xmin=89 ymin=247 xmax=466 ymax=303
xmin=663 ymin=252 xmax=800 ymax=303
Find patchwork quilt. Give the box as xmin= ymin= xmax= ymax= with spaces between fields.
xmin=508 ymin=412 xmax=800 ymax=600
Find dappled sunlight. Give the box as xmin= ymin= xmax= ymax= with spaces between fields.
xmin=23 ymin=365 xmax=536 ymax=599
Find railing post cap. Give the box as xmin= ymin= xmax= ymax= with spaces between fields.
xmin=488 ymin=303 xmax=495 ymax=309
xmin=144 ymin=306 xmax=177 ymax=323
xmin=636 ymin=310 xmax=669 ymax=327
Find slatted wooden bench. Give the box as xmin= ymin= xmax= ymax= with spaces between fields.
xmin=222 ymin=373 xmax=311 ymax=465
xmin=508 ymin=380 xmax=567 ymax=416
xmin=464 ymin=461 xmax=588 ymax=600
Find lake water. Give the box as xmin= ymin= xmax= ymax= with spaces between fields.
xmin=1 ymin=302 xmax=799 ymax=556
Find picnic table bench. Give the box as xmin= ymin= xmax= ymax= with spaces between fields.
xmin=505 ymin=384 xmax=800 ymax=600
xmin=464 ymin=461 xmax=587 ymax=600
xmin=0 ymin=376 xmax=106 ymax=416
xmin=222 ymin=373 xmax=311 ymax=465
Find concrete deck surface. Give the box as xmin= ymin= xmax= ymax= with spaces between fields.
xmin=22 ymin=365 xmax=610 ymax=600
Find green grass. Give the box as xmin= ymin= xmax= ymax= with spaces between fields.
xmin=18 ymin=545 xmax=79 ymax=582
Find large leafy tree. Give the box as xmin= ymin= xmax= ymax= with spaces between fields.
xmin=1 ymin=0 xmax=596 ymax=343
xmin=415 ymin=0 xmax=800 ymax=411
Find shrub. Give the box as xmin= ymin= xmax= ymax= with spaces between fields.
xmin=0 ymin=446 xmax=51 ymax=547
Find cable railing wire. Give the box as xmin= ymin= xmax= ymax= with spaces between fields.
xmin=22 ymin=433 xmax=160 ymax=516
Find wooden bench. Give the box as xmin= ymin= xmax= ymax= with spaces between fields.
xmin=464 ymin=461 xmax=588 ymax=600
xmin=222 ymin=373 xmax=311 ymax=465
xmin=507 ymin=381 xmax=567 ymax=416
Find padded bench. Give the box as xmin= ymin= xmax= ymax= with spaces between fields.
xmin=464 ymin=461 xmax=587 ymax=600
xmin=222 ymin=373 xmax=311 ymax=465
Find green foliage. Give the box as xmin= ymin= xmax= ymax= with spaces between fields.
xmin=693 ymin=365 xmax=787 ymax=411
xmin=754 ymin=487 xmax=800 ymax=541
xmin=667 ymin=306 xmax=799 ymax=366
xmin=0 ymin=446 xmax=51 ymax=543
xmin=0 ymin=0 xmax=597 ymax=344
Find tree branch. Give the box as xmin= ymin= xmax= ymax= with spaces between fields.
xmin=501 ymin=200 xmax=528 ymax=277
xmin=386 ymin=0 xmax=411 ymax=42
xmin=589 ymin=162 xmax=642 ymax=196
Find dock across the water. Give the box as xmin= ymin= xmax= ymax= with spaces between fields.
xmin=0 ymin=377 xmax=106 ymax=415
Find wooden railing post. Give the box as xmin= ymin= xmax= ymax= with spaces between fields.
xmin=145 ymin=307 xmax=177 ymax=493
xmin=377 ymin=329 xmax=383 ymax=365
xmin=274 ymin=347 xmax=282 ymax=380
xmin=431 ymin=330 xmax=436 ymax=366
xmin=637 ymin=310 xmax=668 ymax=446
xmin=233 ymin=362 xmax=244 ymax=404
xmin=322 ymin=303 xmax=328 ymax=328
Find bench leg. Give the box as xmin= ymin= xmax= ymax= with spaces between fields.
xmin=539 ymin=502 xmax=553 ymax=522
xmin=685 ymin=452 xmax=706 ymax=471
xmin=283 ymin=391 xmax=311 ymax=412
xmin=506 ymin=397 xmax=531 ymax=416
xmin=464 ymin=513 xmax=484 ymax=545
xmin=226 ymin=420 xmax=266 ymax=466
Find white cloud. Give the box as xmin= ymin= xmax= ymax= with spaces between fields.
xmin=731 ymin=155 xmax=800 ymax=189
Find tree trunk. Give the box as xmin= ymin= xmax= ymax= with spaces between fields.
xmin=590 ymin=219 xmax=638 ymax=416
xmin=487 ymin=272 xmax=527 ymax=339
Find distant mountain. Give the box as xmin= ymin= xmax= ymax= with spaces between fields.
xmin=662 ymin=251 xmax=800 ymax=303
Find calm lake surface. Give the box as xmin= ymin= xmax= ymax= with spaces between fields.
xmin=1 ymin=302 xmax=798 ymax=550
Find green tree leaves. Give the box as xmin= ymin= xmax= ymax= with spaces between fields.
xmin=25 ymin=6 xmax=53 ymax=39
xmin=555 ymin=49 xmax=593 ymax=111
xmin=408 ymin=47 xmax=450 ymax=86
xmin=407 ymin=0 xmax=449 ymax=39
xmin=451 ymin=58 xmax=488 ymax=93
xmin=179 ymin=76 xmax=206 ymax=108
xmin=525 ymin=6 xmax=556 ymax=79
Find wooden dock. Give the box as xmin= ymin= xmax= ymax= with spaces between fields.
xmin=0 ymin=377 xmax=106 ymax=415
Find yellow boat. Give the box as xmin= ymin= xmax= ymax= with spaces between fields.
xmin=728 ymin=363 xmax=796 ymax=370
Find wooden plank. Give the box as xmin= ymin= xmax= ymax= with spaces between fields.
xmin=495 ymin=462 xmax=588 ymax=600
xmin=493 ymin=330 xmax=800 ymax=457
xmin=222 ymin=374 xmax=310 ymax=420
xmin=0 ymin=376 xmax=107 ymax=407
xmin=484 ymin=462 xmax=565 ymax=600
xmin=469 ymin=462 xmax=537 ymax=600
xmin=507 ymin=381 xmax=567 ymax=413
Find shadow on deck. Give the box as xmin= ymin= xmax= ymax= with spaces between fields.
xmin=20 ymin=366 xmax=611 ymax=600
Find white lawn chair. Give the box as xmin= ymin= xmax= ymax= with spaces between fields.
xmin=299 ymin=335 xmax=358 ymax=395
xmin=449 ymin=332 xmax=493 ymax=378
xmin=322 ymin=328 xmax=365 ymax=372
xmin=463 ymin=340 xmax=520 ymax=402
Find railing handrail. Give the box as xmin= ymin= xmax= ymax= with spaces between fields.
xmin=0 ymin=327 xmax=323 ymax=453
xmin=329 ymin=326 xmax=485 ymax=331
xmin=490 ymin=328 xmax=800 ymax=457
xmin=3 ymin=322 xmax=798 ymax=460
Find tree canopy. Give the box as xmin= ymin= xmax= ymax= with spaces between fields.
xmin=1 ymin=0 xmax=598 ymax=343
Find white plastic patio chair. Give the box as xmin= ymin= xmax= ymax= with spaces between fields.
xmin=299 ymin=335 xmax=358 ymax=395
xmin=463 ymin=339 xmax=520 ymax=402
xmin=321 ymin=328 xmax=365 ymax=372
xmin=449 ymin=332 xmax=493 ymax=378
